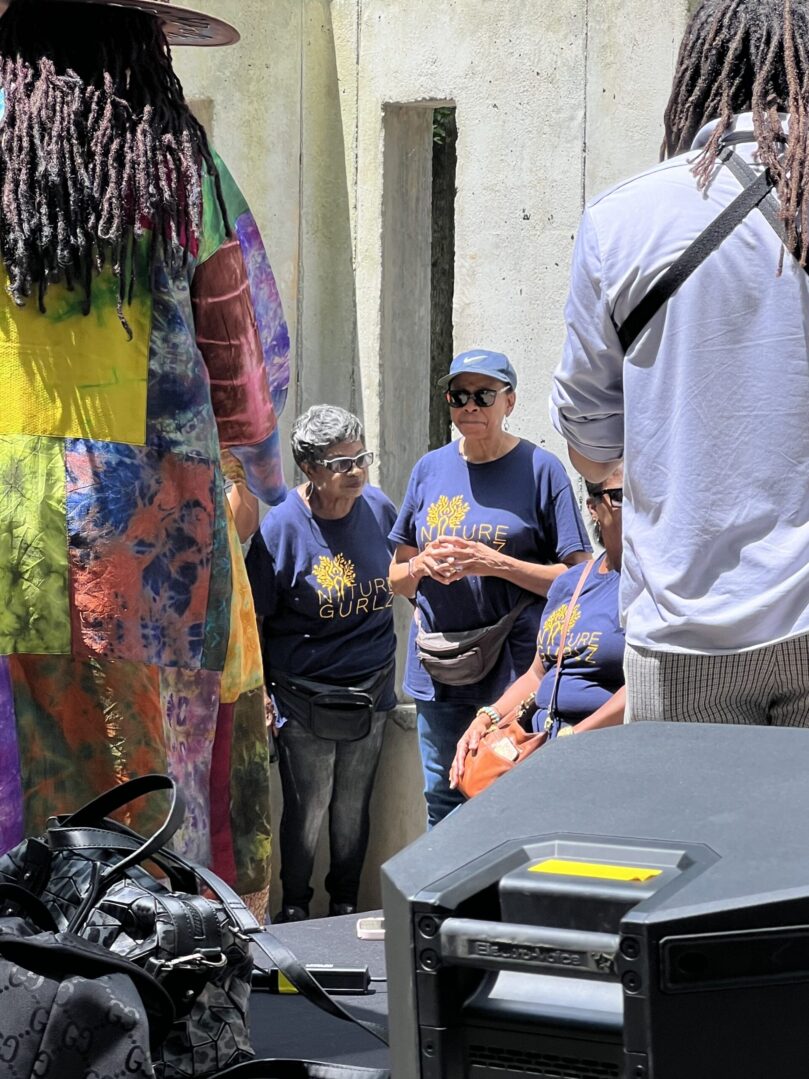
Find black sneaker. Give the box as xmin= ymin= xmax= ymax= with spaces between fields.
xmin=329 ymin=902 xmax=357 ymax=917
xmin=274 ymin=904 xmax=309 ymax=923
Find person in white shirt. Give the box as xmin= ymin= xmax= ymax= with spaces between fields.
xmin=550 ymin=0 xmax=809 ymax=725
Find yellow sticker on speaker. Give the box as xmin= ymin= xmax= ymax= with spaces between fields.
xmin=278 ymin=973 xmax=299 ymax=993
xmin=528 ymin=858 xmax=662 ymax=883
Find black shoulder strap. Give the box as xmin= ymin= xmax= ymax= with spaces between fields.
xmin=616 ymin=153 xmax=775 ymax=353
xmin=250 ymin=929 xmax=389 ymax=1046
xmin=723 ymin=152 xmax=787 ymax=245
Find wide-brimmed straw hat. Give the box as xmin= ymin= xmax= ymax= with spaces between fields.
xmin=0 ymin=0 xmax=240 ymax=47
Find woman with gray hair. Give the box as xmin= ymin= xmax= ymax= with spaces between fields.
xmin=246 ymin=405 xmax=398 ymax=922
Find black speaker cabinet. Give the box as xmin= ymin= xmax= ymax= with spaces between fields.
xmin=382 ymin=723 xmax=809 ymax=1079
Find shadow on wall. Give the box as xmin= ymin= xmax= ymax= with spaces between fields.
xmin=295 ymin=0 xmax=361 ymax=417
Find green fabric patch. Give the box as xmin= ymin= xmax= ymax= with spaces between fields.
xmin=0 ymin=437 xmax=70 ymax=653
xmin=229 ymin=686 xmax=272 ymax=896
xmin=198 ymin=149 xmax=250 ymax=265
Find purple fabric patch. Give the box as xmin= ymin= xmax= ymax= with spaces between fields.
xmin=160 ymin=667 xmax=221 ymax=869
xmin=0 ymin=656 xmax=24 ymax=853
xmin=235 ymin=210 xmax=291 ymax=417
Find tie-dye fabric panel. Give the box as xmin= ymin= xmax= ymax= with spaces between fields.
xmin=0 ymin=657 xmax=23 ymax=852
xmin=160 ymin=665 xmax=222 ymax=869
xmin=0 ymin=436 xmax=70 ymax=655
xmin=145 ymin=264 xmax=219 ymax=460
xmin=225 ymin=687 xmax=272 ymax=897
xmin=65 ymin=440 xmax=217 ymax=669
xmin=234 ymin=210 xmax=291 ymax=417
xmin=9 ymin=653 xmax=166 ymax=838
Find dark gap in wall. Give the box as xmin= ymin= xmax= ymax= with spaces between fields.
xmin=429 ymin=106 xmax=457 ymax=451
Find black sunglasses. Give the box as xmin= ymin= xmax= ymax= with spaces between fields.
xmin=445 ymin=386 xmax=511 ymax=409
xmin=591 ymin=487 xmax=624 ymax=505
xmin=317 ymin=450 xmax=375 ymax=474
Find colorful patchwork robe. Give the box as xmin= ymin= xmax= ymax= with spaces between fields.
xmin=0 ymin=153 xmax=289 ymax=909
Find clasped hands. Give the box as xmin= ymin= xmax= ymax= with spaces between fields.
xmin=417 ymin=537 xmax=504 ymax=585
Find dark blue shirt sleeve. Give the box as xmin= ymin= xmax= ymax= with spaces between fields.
xmin=245 ymin=528 xmax=279 ymax=619
xmin=538 ymin=455 xmax=592 ymax=561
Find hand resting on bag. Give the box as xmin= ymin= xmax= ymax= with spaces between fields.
xmin=449 ymin=712 xmax=493 ymax=788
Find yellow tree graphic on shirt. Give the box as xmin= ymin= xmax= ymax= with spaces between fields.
xmin=313 ymin=554 xmax=357 ymax=596
xmin=542 ymin=601 xmax=582 ymax=647
xmin=425 ymin=494 xmax=470 ymax=536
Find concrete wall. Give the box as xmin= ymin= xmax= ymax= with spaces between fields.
xmin=176 ymin=0 xmax=691 ymax=914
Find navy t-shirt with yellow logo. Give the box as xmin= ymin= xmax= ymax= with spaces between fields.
xmin=246 ymin=485 xmax=397 ymax=706
xmin=389 ymin=439 xmax=591 ymax=702
xmin=533 ymin=554 xmax=624 ymax=731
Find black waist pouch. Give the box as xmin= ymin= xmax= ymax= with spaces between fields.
xmin=269 ymin=664 xmax=393 ymax=741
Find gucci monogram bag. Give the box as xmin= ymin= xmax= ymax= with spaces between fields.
xmin=0 ymin=775 xmax=255 ymax=1078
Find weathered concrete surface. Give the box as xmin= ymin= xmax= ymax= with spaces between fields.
xmin=177 ymin=0 xmax=692 ymax=912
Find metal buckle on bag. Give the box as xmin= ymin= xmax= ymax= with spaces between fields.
xmin=544 ymin=716 xmax=555 ymax=733
xmin=158 ymin=950 xmax=228 ymax=972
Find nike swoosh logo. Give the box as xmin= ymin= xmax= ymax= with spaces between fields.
xmin=463 ymin=355 xmax=488 ymax=363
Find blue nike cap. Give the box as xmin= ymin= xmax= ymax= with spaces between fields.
xmin=437 ymin=349 xmax=518 ymax=391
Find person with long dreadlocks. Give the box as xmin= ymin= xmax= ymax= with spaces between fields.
xmin=0 ymin=0 xmax=290 ymax=918
xmin=551 ymin=0 xmax=809 ymax=726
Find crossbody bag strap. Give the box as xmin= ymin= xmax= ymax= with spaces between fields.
xmin=250 ymin=930 xmax=389 ymax=1046
xmin=723 ymin=150 xmax=787 ymax=246
xmin=546 ymin=557 xmax=597 ymax=723
xmin=616 ymin=151 xmax=774 ymax=353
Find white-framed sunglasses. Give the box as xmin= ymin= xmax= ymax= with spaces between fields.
xmin=317 ymin=451 xmax=375 ymax=474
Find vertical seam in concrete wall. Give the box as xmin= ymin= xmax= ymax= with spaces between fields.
xmin=350 ymin=0 xmax=362 ymax=415
xmin=580 ymin=0 xmax=591 ymax=211
xmin=294 ymin=0 xmax=306 ymax=421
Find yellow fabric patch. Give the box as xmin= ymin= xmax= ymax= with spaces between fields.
xmin=528 ymin=858 xmax=662 ymax=883
xmin=219 ymin=502 xmax=264 ymax=704
xmin=0 ymin=267 xmax=151 ymax=445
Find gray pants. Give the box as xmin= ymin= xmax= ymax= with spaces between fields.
xmin=625 ymin=634 xmax=809 ymax=726
xmin=276 ymin=710 xmax=387 ymax=910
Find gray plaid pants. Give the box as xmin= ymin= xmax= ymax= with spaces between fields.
xmin=625 ymin=634 xmax=809 ymax=726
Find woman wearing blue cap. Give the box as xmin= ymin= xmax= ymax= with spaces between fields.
xmin=389 ymin=349 xmax=592 ymax=826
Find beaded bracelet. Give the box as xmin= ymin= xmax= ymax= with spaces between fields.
xmin=476 ymin=704 xmax=502 ymax=727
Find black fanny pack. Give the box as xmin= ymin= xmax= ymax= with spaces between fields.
xmin=269 ymin=663 xmax=393 ymax=741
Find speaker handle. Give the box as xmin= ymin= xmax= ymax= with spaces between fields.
xmin=437 ymin=917 xmax=620 ymax=979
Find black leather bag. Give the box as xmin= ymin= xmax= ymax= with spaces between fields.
xmin=0 ymin=775 xmax=255 ymax=1078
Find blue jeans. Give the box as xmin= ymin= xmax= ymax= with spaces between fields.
xmin=276 ymin=711 xmax=387 ymax=909
xmin=417 ymin=700 xmax=477 ymax=828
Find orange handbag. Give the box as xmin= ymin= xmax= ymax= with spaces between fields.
xmin=457 ymin=559 xmax=597 ymax=800
xmin=456 ymin=707 xmax=546 ymax=799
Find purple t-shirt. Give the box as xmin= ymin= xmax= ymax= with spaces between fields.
xmin=389 ymin=439 xmax=591 ymax=702
xmin=246 ymin=485 xmax=397 ymax=706
xmin=532 ymin=554 xmax=624 ymax=732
